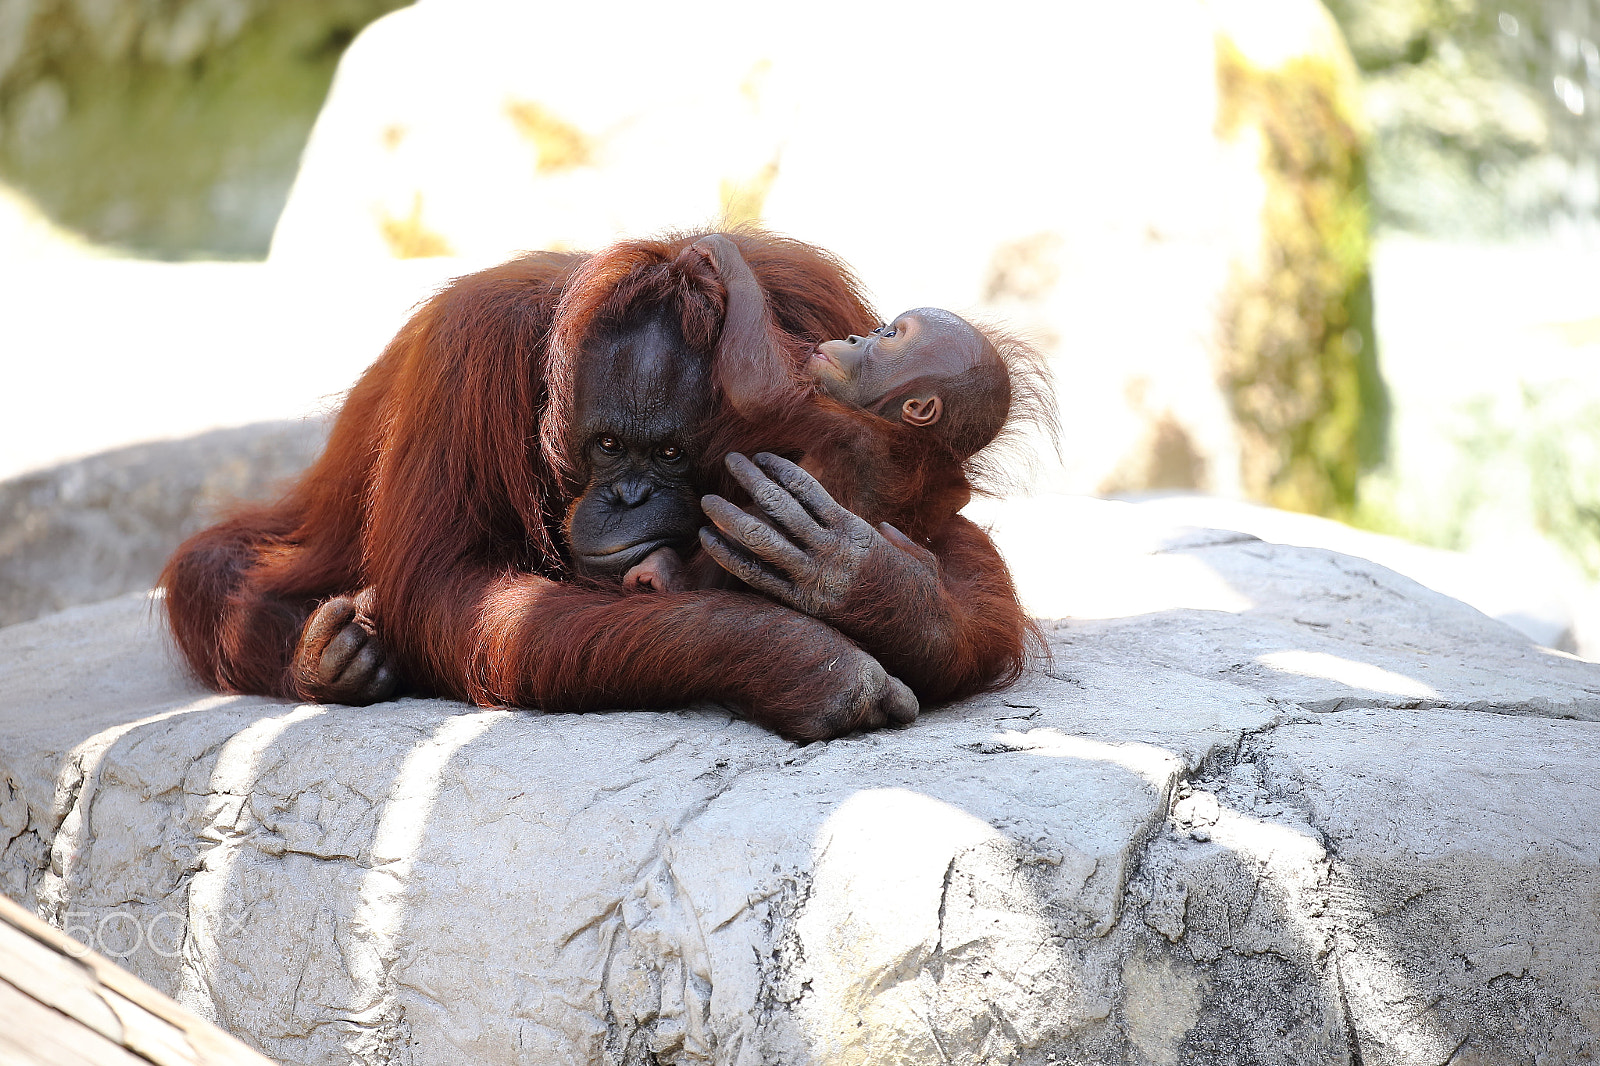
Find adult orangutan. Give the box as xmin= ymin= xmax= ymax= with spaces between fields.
xmin=160 ymin=230 xmax=1034 ymax=741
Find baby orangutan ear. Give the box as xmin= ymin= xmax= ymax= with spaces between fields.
xmin=901 ymin=396 xmax=943 ymax=427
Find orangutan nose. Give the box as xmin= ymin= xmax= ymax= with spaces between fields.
xmin=612 ymin=479 xmax=653 ymax=508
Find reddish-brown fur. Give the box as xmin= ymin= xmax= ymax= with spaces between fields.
xmin=160 ymin=229 xmax=1037 ymax=739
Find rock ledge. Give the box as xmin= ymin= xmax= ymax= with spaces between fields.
xmin=2 ymin=496 xmax=1598 ymax=1065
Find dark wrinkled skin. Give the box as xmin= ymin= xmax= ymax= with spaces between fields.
xmin=563 ymin=311 xmax=711 ymax=579
xmin=699 ymin=452 xmax=949 ymax=662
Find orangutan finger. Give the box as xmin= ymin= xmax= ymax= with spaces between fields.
xmin=879 ymin=675 xmax=920 ymax=726
xmin=318 ymin=621 xmax=368 ymax=683
xmin=723 ymin=453 xmax=825 ymax=544
xmin=750 ymin=452 xmax=851 ymax=529
xmin=357 ymin=663 xmax=399 ymax=706
xmin=302 ymin=597 xmax=357 ymax=655
xmin=699 ymin=527 xmax=798 ymax=602
xmin=701 ymin=494 xmax=809 ymax=574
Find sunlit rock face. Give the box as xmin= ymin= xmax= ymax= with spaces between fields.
xmin=4 ymin=496 xmax=1599 ymax=1065
xmin=271 ymin=0 xmax=1380 ymax=510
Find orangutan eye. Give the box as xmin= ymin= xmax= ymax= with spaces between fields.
xmin=658 ymin=444 xmax=683 ymax=463
xmin=597 ymin=436 xmax=623 ymax=454
xmin=884 ymin=329 xmax=896 ymax=337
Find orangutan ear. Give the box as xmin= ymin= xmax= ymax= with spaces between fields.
xmin=901 ymin=396 xmax=943 ymax=427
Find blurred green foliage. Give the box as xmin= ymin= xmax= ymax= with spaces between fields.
xmin=1521 ymin=390 xmax=1600 ymax=578
xmin=1325 ymin=0 xmax=1600 ymax=236
xmin=1355 ymin=385 xmax=1600 ymax=578
xmin=0 ymin=0 xmax=408 ymax=258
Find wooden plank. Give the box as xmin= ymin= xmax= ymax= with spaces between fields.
xmin=0 ymin=917 xmax=125 ymax=1042
xmin=100 ymin=987 xmax=207 ymax=1066
xmin=0 ymin=978 xmax=152 ymax=1066
xmin=0 ymin=893 xmax=276 ymax=1066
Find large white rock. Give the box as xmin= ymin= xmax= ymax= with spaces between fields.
xmin=268 ymin=0 xmax=1362 ymax=500
xmin=3 ymin=496 xmax=1599 ymax=1064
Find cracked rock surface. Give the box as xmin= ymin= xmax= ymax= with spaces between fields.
xmin=3 ymin=495 xmax=1599 ymax=1065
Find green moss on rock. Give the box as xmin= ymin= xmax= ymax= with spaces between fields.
xmin=0 ymin=0 xmax=408 ymax=258
xmin=1216 ymin=36 xmax=1389 ymax=520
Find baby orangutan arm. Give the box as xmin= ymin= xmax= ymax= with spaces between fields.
xmin=693 ymin=233 xmax=804 ymax=419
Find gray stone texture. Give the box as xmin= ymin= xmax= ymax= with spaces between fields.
xmin=2 ymin=496 xmax=1599 ymax=1064
xmin=0 ymin=420 xmax=327 ymax=628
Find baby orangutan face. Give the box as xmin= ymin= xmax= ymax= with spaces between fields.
xmin=810 ymin=307 xmax=996 ymax=427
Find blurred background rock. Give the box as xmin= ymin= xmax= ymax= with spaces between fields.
xmin=0 ymin=0 xmax=1595 ymax=654
xmin=0 ymin=0 xmax=408 ymax=257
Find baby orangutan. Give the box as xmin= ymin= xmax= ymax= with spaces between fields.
xmin=621 ymin=233 xmax=1020 ymax=594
